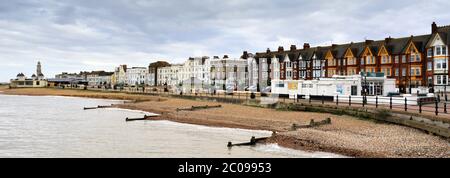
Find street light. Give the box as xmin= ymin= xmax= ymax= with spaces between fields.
xmin=409 ymin=50 xmax=413 ymax=94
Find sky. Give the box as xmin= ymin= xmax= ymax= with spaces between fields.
xmin=1 ymin=0 xmax=450 ymax=82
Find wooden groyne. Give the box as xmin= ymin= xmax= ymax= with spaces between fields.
xmin=227 ymin=136 xmax=269 ymax=148
xmin=176 ymin=105 xmax=222 ymax=112
xmin=290 ymin=118 xmax=332 ymax=131
xmin=83 ymin=105 xmax=114 ymax=110
xmin=125 ymin=115 xmax=158 ymax=122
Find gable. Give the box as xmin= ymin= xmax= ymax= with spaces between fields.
xmin=405 ymin=42 xmax=419 ymax=54
xmin=361 ymin=47 xmax=373 ymax=56
xmin=377 ymin=45 xmax=389 ymax=56
xmin=344 ymin=48 xmax=354 ymax=58
xmin=427 ymin=33 xmax=446 ymax=47
xmin=325 ymin=50 xmax=334 ymax=59
xmin=284 ymin=54 xmax=290 ymax=62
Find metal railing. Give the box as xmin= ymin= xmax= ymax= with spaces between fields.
xmin=59 ymin=85 xmax=449 ymax=116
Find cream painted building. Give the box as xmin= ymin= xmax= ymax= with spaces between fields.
xmin=10 ymin=61 xmax=47 ymax=88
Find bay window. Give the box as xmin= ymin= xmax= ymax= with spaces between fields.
xmin=435 ymin=46 xmax=447 ymax=56
xmin=427 ymin=49 xmax=433 ymax=57
xmin=435 ymin=59 xmax=448 ymax=70
xmin=286 ymin=62 xmax=292 ymax=68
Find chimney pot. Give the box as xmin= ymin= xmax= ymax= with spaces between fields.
xmin=290 ymin=45 xmax=297 ymax=51
xmin=432 ymin=22 xmax=438 ymax=33
xmin=303 ymin=43 xmax=310 ymax=49
xmin=278 ymin=46 xmax=284 ymax=52
xmin=242 ymin=51 xmax=249 ymax=59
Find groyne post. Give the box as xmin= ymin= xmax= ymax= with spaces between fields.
xmin=309 ymin=119 xmax=315 ymax=127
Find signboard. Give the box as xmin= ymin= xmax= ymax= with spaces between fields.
xmin=336 ymin=84 xmax=344 ymax=94
xmin=361 ymin=72 xmax=385 ymax=77
xmin=288 ymin=82 xmax=298 ymax=91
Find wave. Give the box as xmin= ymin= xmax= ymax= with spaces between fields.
xmin=254 ymin=143 xmax=346 ymax=158
xmin=103 ymin=107 xmax=159 ymax=116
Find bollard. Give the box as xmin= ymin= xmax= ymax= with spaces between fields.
xmin=445 ymin=102 xmax=447 ymax=114
xmin=390 ymin=96 xmax=393 ymax=110
xmin=322 ymin=94 xmax=324 ymax=105
xmin=405 ymin=98 xmax=407 ymax=111
xmin=435 ymin=99 xmax=439 ymax=116
xmin=376 ymin=96 xmax=378 ymax=108
xmin=363 ymin=96 xmax=365 ymax=107
xmin=419 ymin=100 xmax=422 ymax=114
xmin=349 ymin=95 xmax=351 ymax=106
xmin=336 ymin=95 xmax=339 ymax=106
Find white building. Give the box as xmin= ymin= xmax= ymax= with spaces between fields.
xmin=157 ymin=64 xmax=183 ymax=86
xmin=113 ymin=65 xmax=127 ymax=87
xmin=271 ymin=75 xmax=396 ymax=97
xmin=210 ymin=56 xmax=248 ymax=91
xmin=146 ymin=72 xmax=155 ymax=87
xmin=126 ymin=67 xmax=147 ymax=86
xmin=170 ymin=57 xmax=211 ymax=92
xmin=86 ymin=71 xmax=114 ymax=87
xmin=243 ymin=52 xmax=258 ymax=91
xmin=10 ymin=61 xmax=48 ymax=88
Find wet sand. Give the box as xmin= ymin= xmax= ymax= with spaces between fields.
xmin=2 ymin=87 xmax=449 ymax=158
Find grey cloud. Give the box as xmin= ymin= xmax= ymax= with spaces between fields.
xmin=1 ymin=0 xmax=450 ymax=82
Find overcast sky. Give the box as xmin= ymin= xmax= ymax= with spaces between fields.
xmin=1 ymin=0 xmax=450 ymax=82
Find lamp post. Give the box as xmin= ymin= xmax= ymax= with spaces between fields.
xmin=409 ymin=52 xmax=413 ymax=94
xmin=363 ymin=56 xmax=368 ymax=104
xmin=445 ymin=58 xmax=448 ymax=100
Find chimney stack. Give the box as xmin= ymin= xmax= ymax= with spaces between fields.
xmin=223 ymin=55 xmax=229 ymax=59
xmin=432 ymin=22 xmax=438 ymax=33
xmin=290 ymin=45 xmax=297 ymax=51
xmin=365 ymin=40 xmax=374 ymax=45
xmin=214 ymin=56 xmax=219 ymax=59
xmin=385 ymin=36 xmax=392 ymax=43
xmin=331 ymin=44 xmax=338 ymax=48
xmin=303 ymin=43 xmax=310 ymax=49
xmin=266 ymin=48 xmax=271 ymax=53
xmin=242 ymin=51 xmax=249 ymax=59
xmin=278 ymin=46 xmax=284 ymax=52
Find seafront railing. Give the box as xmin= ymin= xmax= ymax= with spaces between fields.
xmin=58 ymin=85 xmax=449 ymax=117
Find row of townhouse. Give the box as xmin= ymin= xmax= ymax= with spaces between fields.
xmin=86 ymin=71 xmax=114 ymax=87
xmin=156 ymin=56 xmax=249 ymax=92
xmin=52 ymin=22 xmax=448 ymax=96
xmin=252 ymin=22 xmax=449 ymax=95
